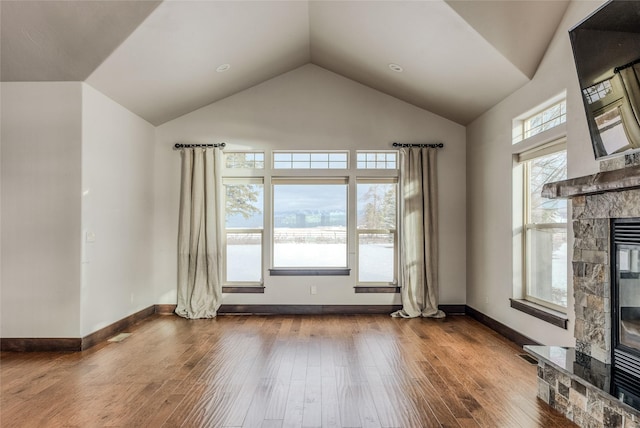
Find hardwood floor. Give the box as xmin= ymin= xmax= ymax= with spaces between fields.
xmin=1 ymin=314 xmax=575 ymax=427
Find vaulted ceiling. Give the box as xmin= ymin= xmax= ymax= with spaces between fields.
xmin=1 ymin=0 xmax=571 ymax=126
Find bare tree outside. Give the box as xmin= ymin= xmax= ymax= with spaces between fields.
xmin=529 ymin=151 xmax=567 ymax=224
xmin=526 ymin=150 xmax=568 ymax=308
xmin=225 ymin=184 xmax=260 ymax=220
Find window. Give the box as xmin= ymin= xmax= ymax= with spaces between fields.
xmin=223 ymin=178 xmax=263 ymax=283
xmin=225 ymin=152 xmax=264 ymax=169
xmin=583 ymin=79 xmax=613 ymax=105
xmin=357 ymin=179 xmax=397 ymax=283
xmin=512 ymin=93 xmax=566 ymax=144
xmin=272 ymin=178 xmax=347 ymax=268
xmin=523 ymin=101 xmax=566 ymax=140
xmin=357 ymin=151 xmax=397 ymax=169
xmin=222 ymin=149 xmax=398 ymax=284
xmin=273 ymin=151 xmax=348 ymax=169
xmin=521 ymin=145 xmax=568 ymax=311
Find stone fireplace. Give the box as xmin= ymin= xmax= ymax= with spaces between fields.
xmin=524 ymin=154 xmax=640 ymax=427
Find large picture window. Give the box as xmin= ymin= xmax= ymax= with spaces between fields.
xmin=521 ymin=146 xmax=568 ymax=311
xmin=272 ymin=178 xmax=347 ymax=268
xmin=222 ymin=150 xmax=398 ymax=286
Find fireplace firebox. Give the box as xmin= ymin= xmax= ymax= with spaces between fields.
xmin=611 ymin=219 xmax=640 ymax=409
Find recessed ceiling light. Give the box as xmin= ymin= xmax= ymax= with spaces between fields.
xmin=216 ymin=63 xmax=231 ymax=73
xmin=388 ymin=63 xmax=404 ymax=73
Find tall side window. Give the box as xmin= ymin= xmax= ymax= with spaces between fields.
xmin=356 ymin=179 xmax=397 ymax=284
xmin=223 ymin=177 xmax=264 ymax=284
xmin=521 ymin=145 xmax=568 ymax=311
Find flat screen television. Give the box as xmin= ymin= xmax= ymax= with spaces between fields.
xmin=569 ymin=0 xmax=640 ymax=160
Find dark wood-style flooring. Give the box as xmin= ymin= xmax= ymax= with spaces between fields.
xmin=1 ymin=314 xmax=576 ymax=427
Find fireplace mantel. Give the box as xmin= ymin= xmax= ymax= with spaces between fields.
xmin=542 ymin=164 xmax=640 ymax=199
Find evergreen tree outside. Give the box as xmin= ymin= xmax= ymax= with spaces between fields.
xmin=358 ymin=183 xmax=396 ymax=229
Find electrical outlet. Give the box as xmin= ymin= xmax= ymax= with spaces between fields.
xmin=484 ymin=296 xmax=489 ymax=304
xmin=310 ymin=285 xmax=317 ymax=295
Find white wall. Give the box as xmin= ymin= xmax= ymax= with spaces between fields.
xmin=80 ymin=84 xmax=156 ymax=336
xmin=466 ymin=0 xmax=605 ymax=346
xmin=1 ymin=82 xmax=83 ymax=337
xmin=154 ymin=64 xmax=466 ymax=307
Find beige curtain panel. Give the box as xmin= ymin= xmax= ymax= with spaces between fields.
xmin=618 ymin=64 xmax=640 ymax=148
xmin=392 ymin=147 xmax=445 ymax=319
xmin=176 ymin=148 xmax=223 ymax=319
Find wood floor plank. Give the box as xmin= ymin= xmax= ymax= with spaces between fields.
xmin=282 ymin=379 xmax=305 ymax=428
xmin=321 ymin=375 xmax=341 ymax=428
xmin=1 ymin=314 xmax=577 ymax=428
xmin=335 ymin=365 xmax=362 ymax=428
xmin=302 ymin=365 xmax=322 ymax=428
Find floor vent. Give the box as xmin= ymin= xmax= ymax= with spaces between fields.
xmin=108 ymin=333 xmax=131 ymax=343
xmin=518 ymin=354 xmax=538 ymax=365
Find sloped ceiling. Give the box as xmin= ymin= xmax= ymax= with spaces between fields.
xmin=0 ymin=1 xmax=161 ymax=81
xmin=0 ymin=0 xmax=570 ymax=126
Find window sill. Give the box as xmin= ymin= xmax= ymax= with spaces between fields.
xmin=222 ymin=286 xmax=265 ymax=294
xmin=354 ymin=286 xmax=400 ymax=293
xmin=269 ymin=268 xmax=351 ymax=276
xmin=509 ymin=298 xmax=568 ymax=329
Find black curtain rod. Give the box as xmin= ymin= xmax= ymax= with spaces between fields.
xmin=174 ymin=143 xmax=226 ymax=149
xmin=392 ymin=142 xmax=444 ymax=148
xmin=614 ymin=58 xmax=640 ymax=74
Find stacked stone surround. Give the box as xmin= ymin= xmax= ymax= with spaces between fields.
xmin=534 ymin=155 xmax=640 ymax=427
xmin=572 ymin=188 xmax=640 ymax=363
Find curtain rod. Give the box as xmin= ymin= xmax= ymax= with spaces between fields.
xmin=392 ymin=142 xmax=444 ymax=148
xmin=174 ymin=143 xmax=226 ymax=149
xmin=614 ymin=58 xmax=640 ymax=74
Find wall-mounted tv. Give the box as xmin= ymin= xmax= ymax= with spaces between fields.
xmin=569 ymin=0 xmax=640 ymax=160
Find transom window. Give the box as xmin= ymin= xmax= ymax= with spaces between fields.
xmin=523 ymin=101 xmax=566 ymax=140
xmin=273 ymin=151 xmax=348 ymax=169
xmin=225 ymin=152 xmax=264 ymax=169
xmin=357 ymin=151 xmax=397 ymax=169
xmin=583 ymin=79 xmax=613 ymax=105
xmin=512 ymin=93 xmax=567 ymax=144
